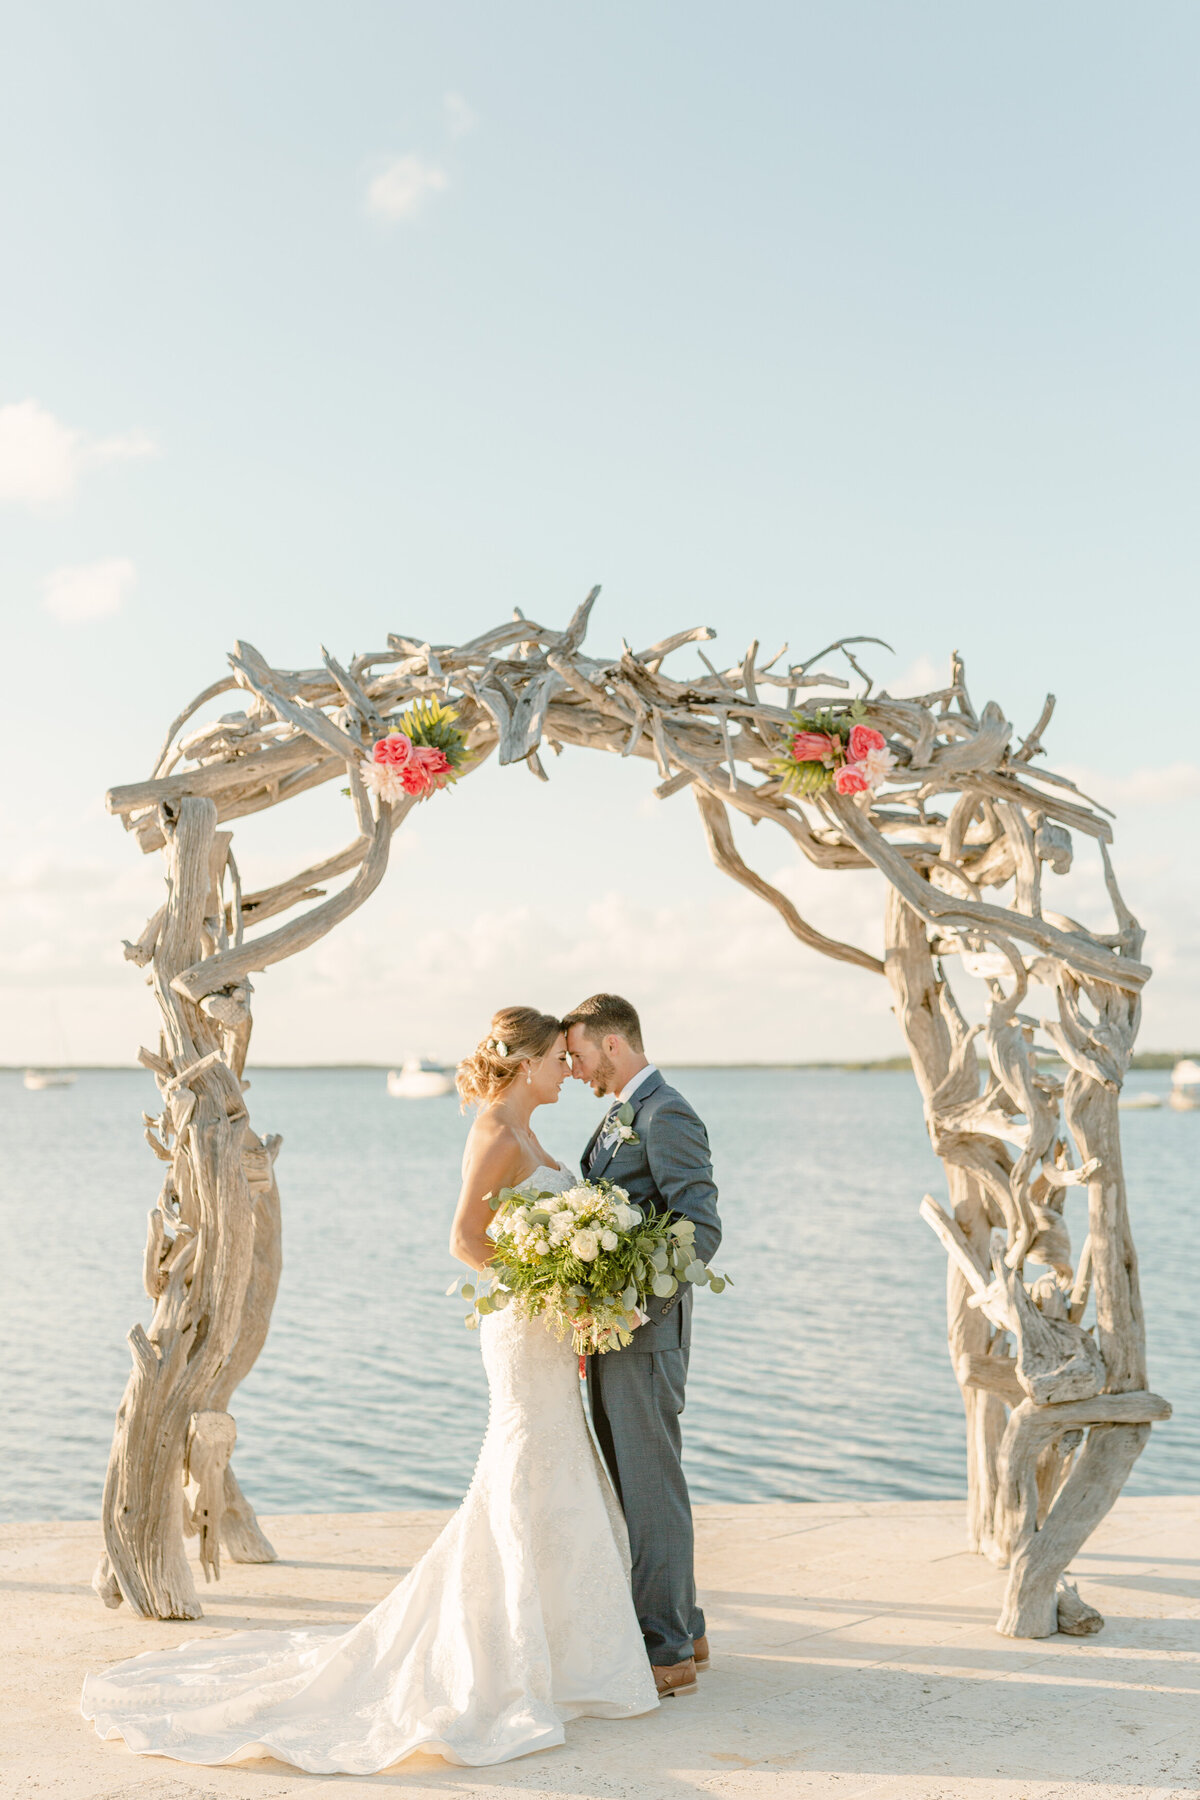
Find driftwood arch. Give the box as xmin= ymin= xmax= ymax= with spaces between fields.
xmin=95 ymin=591 xmax=1168 ymax=1637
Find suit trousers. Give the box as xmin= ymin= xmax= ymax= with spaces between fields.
xmin=587 ymin=1344 xmax=706 ymax=1666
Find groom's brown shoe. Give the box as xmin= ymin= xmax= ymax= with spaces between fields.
xmin=693 ymin=1634 xmax=710 ymax=1670
xmin=652 ymin=1657 xmax=698 ymax=1697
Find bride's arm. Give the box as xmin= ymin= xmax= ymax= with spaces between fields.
xmin=449 ymin=1121 xmax=526 ymax=1272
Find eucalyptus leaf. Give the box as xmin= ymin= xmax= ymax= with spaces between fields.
xmin=709 ymin=1276 xmax=726 ymax=1293
xmin=651 ymin=1272 xmax=676 ymax=1298
xmin=684 ymin=1260 xmax=708 ymax=1284
xmin=461 ymin=1283 xmax=476 ymax=1298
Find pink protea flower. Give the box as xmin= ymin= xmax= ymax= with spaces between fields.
xmin=834 ymin=764 xmax=871 ymax=796
xmin=423 ymin=746 xmax=454 ymax=786
xmin=372 ymin=730 xmax=413 ymax=768
xmin=791 ymin=730 xmax=836 ymax=763
xmin=847 ymin=724 xmax=887 ymax=763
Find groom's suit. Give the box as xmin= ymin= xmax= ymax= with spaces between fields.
xmin=583 ymin=1068 xmax=722 ymax=1668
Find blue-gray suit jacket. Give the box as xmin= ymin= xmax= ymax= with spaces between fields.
xmin=582 ymin=1070 xmax=722 ymax=1355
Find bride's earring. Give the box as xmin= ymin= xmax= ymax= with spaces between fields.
xmin=525 ymin=1068 xmax=533 ymax=1086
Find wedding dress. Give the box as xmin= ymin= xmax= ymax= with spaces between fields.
xmin=81 ymin=1163 xmax=658 ymax=1772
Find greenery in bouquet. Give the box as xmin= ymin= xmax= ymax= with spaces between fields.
xmin=453 ymin=1178 xmax=728 ymax=1356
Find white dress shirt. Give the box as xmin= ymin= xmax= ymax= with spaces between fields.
xmin=616 ymin=1062 xmax=658 ymax=1107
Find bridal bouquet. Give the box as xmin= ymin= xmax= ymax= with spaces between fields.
xmin=455 ymin=1179 xmax=727 ymax=1356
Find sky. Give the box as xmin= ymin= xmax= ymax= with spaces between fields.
xmin=2 ymin=1 xmax=1198 ymax=1065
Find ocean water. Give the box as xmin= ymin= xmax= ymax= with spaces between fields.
xmin=1 ymin=1066 xmax=1195 ymax=1522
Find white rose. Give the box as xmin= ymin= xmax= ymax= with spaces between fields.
xmin=534 ymin=1240 xmax=550 ymax=1256
xmin=571 ymin=1230 xmax=600 ymax=1261
xmin=599 ymin=1230 xmax=618 ymax=1252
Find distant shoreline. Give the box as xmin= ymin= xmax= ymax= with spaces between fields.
xmin=4 ymin=1053 xmax=1193 ymax=1074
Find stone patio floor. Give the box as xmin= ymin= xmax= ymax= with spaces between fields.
xmin=2 ymin=1495 xmax=1198 ymax=1800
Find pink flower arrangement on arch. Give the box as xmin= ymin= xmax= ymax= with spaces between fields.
xmin=773 ymin=709 xmax=896 ymax=800
xmin=359 ymin=699 xmax=470 ymax=805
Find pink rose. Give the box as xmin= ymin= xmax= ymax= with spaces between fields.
xmin=401 ymin=760 xmax=434 ymax=795
xmin=847 ymin=724 xmax=886 ymax=763
xmin=834 ymin=764 xmax=870 ymax=796
xmin=791 ymin=731 xmax=836 ymax=763
xmin=413 ymin=744 xmax=451 ymax=775
xmin=373 ymin=731 xmax=413 ymax=768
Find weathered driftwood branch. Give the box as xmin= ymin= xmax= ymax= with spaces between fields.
xmin=95 ymin=798 xmax=259 ymax=1618
xmin=694 ymin=788 xmax=884 ymax=975
xmin=102 ymin=592 xmax=1162 ymax=1634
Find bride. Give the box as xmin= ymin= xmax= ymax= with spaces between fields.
xmin=81 ymin=1006 xmax=659 ymax=1772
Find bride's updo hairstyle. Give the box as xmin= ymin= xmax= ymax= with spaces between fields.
xmin=456 ymin=1007 xmax=563 ymax=1110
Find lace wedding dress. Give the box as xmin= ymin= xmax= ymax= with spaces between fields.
xmin=82 ymin=1163 xmax=658 ymax=1772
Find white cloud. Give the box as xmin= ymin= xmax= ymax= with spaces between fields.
xmin=366 ymin=154 xmax=450 ymax=222
xmin=90 ymin=428 xmax=157 ymax=465
xmin=879 ymin=651 xmax=946 ymax=697
xmin=444 ymin=92 xmax=477 ymax=139
xmin=42 ymin=557 xmax=136 ymax=623
xmin=1057 ymin=761 xmax=1200 ymax=811
xmin=0 ymin=400 xmax=157 ymax=507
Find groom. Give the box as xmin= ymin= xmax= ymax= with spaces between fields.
xmin=563 ymin=993 xmax=722 ymax=1699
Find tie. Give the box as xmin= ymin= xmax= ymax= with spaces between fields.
xmin=589 ymin=1104 xmax=620 ymax=1167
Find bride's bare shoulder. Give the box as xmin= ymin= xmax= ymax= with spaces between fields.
xmin=467 ymin=1108 xmax=518 ymax=1147
xmin=462 ymin=1111 xmax=524 ymax=1179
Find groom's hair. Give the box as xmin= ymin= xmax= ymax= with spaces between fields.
xmin=562 ymin=993 xmax=644 ymax=1052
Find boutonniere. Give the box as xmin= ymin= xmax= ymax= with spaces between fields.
xmin=613 ymin=1101 xmax=640 ymax=1148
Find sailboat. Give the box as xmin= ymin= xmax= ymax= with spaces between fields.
xmin=1168 ymin=1059 xmax=1200 ymax=1112
xmin=23 ymin=995 xmax=78 ymax=1089
xmin=386 ymin=1057 xmax=455 ymax=1099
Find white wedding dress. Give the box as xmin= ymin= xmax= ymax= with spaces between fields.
xmin=81 ymin=1163 xmax=658 ymax=1772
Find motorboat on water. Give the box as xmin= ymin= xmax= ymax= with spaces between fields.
xmin=387 ymin=1058 xmax=455 ymax=1099
xmin=1168 ymin=1058 xmax=1200 ymax=1112
xmin=1118 ymin=1090 xmax=1162 ymax=1110
xmin=23 ymin=1069 xmax=77 ymax=1090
